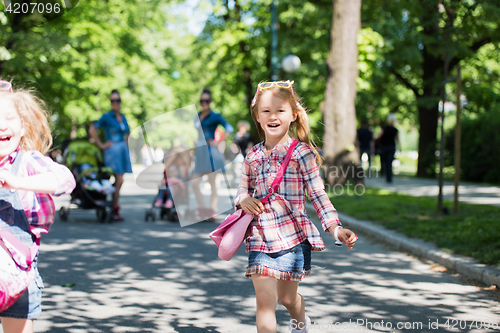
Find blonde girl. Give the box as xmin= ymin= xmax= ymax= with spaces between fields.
xmin=235 ymin=80 xmax=357 ymax=333
xmin=0 ymin=81 xmax=76 ymax=333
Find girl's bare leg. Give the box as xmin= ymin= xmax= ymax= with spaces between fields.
xmin=113 ymin=173 xmax=124 ymax=207
xmin=207 ymin=172 xmax=218 ymax=212
xmin=1 ymin=318 xmax=33 ymax=333
xmin=252 ymin=274 xmax=279 ymax=333
xmin=277 ymin=280 xmax=306 ymax=330
xmin=191 ymin=173 xmax=206 ymax=208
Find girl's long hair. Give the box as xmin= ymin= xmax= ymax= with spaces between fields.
xmin=250 ymin=84 xmax=322 ymax=166
xmin=0 ymin=89 xmax=52 ymax=155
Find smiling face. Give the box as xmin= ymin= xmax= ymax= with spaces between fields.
xmin=0 ymin=97 xmax=24 ymax=160
xmin=255 ymin=91 xmax=297 ymax=145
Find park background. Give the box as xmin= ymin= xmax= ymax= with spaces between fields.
xmin=1 ymin=0 xmax=499 ymax=267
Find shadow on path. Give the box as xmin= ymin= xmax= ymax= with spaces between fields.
xmin=9 ymin=177 xmax=499 ymax=333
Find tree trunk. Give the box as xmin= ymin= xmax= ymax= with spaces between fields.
xmin=322 ymin=0 xmax=363 ymax=186
xmin=416 ymin=101 xmax=439 ymax=178
xmin=235 ymin=0 xmax=253 ymax=110
xmin=416 ymin=20 xmax=443 ymax=178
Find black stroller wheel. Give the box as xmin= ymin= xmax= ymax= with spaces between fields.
xmin=145 ymin=208 xmax=156 ymax=222
xmin=160 ymin=208 xmax=167 ymax=220
xmin=96 ymin=207 xmax=107 ymax=223
xmin=168 ymin=208 xmax=178 ymax=222
xmin=59 ymin=207 xmax=69 ymax=221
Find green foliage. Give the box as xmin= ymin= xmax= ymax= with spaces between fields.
xmin=194 ymin=0 xmax=334 ymax=143
xmin=0 ymin=0 xmax=201 ymax=147
xmin=330 ymin=187 xmax=500 ymax=265
xmin=1 ymin=0 xmax=500 ymax=178
xmin=360 ymin=0 xmax=500 ymax=176
xmin=445 ymin=110 xmax=500 ymax=184
xmin=461 ymin=43 xmax=500 ymax=114
xmin=195 ymin=0 xmax=393 ymax=145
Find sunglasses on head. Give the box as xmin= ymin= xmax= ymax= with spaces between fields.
xmin=110 ymin=99 xmax=121 ymax=103
xmin=251 ymin=80 xmax=296 ymax=108
xmin=258 ymin=81 xmax=294 ymax=90
xmin=200 ymin=99 xmax=211 ymax=104
xmin=0 ymin=80 xmax=13 ymax=93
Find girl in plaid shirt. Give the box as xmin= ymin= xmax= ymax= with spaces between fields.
xmin=236 ymin=81 xmax=357 ymax=333
xmin=0 ymin=81 xmax=76 ymax=333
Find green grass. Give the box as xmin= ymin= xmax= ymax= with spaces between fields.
xmin=329 ymin=187 xmax=500 ymax=266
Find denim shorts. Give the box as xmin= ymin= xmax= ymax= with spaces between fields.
xmin=246 ymin=241 xmax=312 ymax=281
xmin=0 ymin=226 xmax=43 ymax=319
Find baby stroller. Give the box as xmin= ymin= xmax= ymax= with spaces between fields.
xmin=59 ymin=140 xmax=115 ymax=223
xmin=144 ymin=146 xmax=192 ymax=222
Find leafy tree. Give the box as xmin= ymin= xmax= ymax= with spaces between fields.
xmin=1 ymin=0 xmax=200 ymax=151
xmin=362 ymin=0 xmax=500 ymax=178
xmin=445 ymin=110 xmax=500 ymax=183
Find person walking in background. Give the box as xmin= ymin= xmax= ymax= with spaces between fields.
xmin=236 ymin=80 xmax=357 ymax=333
xmin=378 ymin=113 xmax=399 ymax=183
xmin=374 ymin=121 xmax=386 ymax=176
xmin=89 ymin=89 xmax=132 ymax=221
xmin=192 ymin=88 xmax=234 ymax=221
xmin=233 ymin=120 xmax=253 ymax=157
xmin=356 ymin=119 xmax=374 ymax=172
xmin=0 ymin=81 xmax=76 ymax=333
xmin=154 ymin=147 xmax=164 ymax=163
xmin=230 ymin=120 xmax=253 ymax=187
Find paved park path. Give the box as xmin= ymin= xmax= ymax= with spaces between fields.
xmin=2 ymin=169 xmax=500 ymax=333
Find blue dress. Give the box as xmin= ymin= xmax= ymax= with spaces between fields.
xmin=93 ymin=111 xmax=133 ymax=174
xmin=193 ymin=110 xmax=234 ymax=174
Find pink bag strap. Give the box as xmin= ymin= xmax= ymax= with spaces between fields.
xmin=260 ymin=139 xmax=299 ymax=203
xmin=28 ymin=228 xmax=40 ymax=264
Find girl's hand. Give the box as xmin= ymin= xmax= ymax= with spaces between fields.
xmin=239 ymin=197 xmax=264 ymax=215
xmin=0 ymin=170 xmax=22 ymax=190
xmin=329 ymin=226 xmax=358 ymax=249
xmin=338 ymin=228 xmax=358 ymax=249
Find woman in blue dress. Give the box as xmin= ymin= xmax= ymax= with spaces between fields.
xmin=89 ymin=89 xmax=132 ymax=221
xmin=192 ymin=88 xmax=234 ymax=221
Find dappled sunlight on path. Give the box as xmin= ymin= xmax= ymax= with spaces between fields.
xmin=3 ymin=173 xmax=497 ymax=332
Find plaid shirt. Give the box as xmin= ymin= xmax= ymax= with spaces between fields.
xmin=0 ymin=147 xmax=76 ymax=238
xmin=235 ymin=137 xmax=341 ymax=253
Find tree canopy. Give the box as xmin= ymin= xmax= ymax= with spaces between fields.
xmin=1 ymin=0 xmax=499 ymax=180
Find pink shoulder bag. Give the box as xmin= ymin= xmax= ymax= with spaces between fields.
xmin=209 ymin=140 xmax=299 ymax=261
xmin=0 ymin=152 xmax=41 ymax=312
xmin=0 ymin=229 xmax=40 ymax=312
